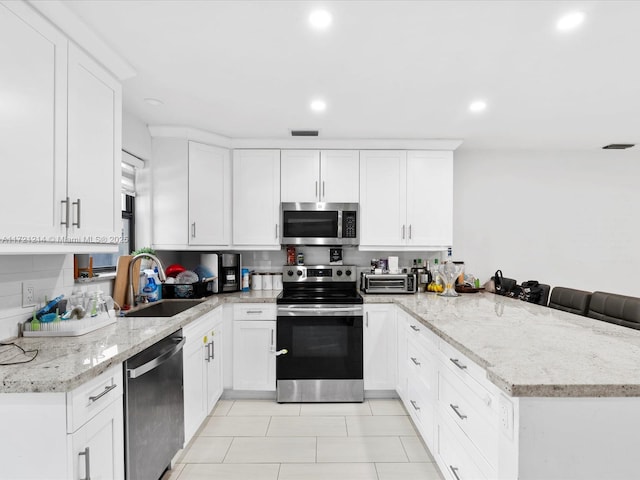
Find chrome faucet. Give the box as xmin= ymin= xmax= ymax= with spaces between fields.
xmin=127 ymin=253 xmax=167 ymax=307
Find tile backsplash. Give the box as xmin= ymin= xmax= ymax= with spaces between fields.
xmin=0 ymin=254 xmax=75 ymax=341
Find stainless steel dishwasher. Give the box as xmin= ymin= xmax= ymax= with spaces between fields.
xmin=124 ymin=330 xmax=185 ymax=480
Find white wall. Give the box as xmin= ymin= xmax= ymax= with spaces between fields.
xmin=453 ymin=149 xmax=640 ymax=296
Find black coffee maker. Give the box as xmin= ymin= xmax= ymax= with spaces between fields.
xmin=216 ymin=253 xmax=241 ymax=293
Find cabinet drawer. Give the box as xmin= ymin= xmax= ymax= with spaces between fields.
xmin=233 ymin=303 xmax=276 ymax=320
xmin=437 ymin=416 xmax=490 ymax=480
xmin=438 ymin=339 xmax=495 ymax=404
xmin=406 ymin=376 xmax=435 ymax=448
xmin=439 ymin=369 xmax=498 ymax=468
xmin=406 ymin=316 xmax=438 ymax=349
xmin=407 ymin=335 xmax=435 ymax=393
xmin=67 ymin=364 xmax=123 ymax=433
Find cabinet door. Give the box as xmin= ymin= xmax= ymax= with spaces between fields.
xmin=232 ymin=320 xmax=276 ymax=391
xmin=0 ymin=3 xmax=67 ymax=240
xmin=232 ymin=150 xmax=280 ymax=248
xmin=71 ymin=398 xmax=124 ymax=480
xmin=396 ymin=309 xmax=409 ymax=400
xmin=320 ymin=150 xmax=359 ymax=203
xmin=67 ymin=43 xmax=122 ymax=243
xmin=206 ymin=324 xmax=224 ymax=412
xmin=406 ymin=151 xmax=453 ymax=247
xmin=359 ymin=150 xmax=407 ymax=247
xmin=152 ymin=138 xmax=188 ymax=248
xmin=363 ymin=305 xmax=397 ymax=390
xmin=188 ymin=142 xmax=231 ymax=246
xmin=183 ymin=329 xmax=207 ymax=446
xmin=281 ymin=150 xmax=320 ymax=202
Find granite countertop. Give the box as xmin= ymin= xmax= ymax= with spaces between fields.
xmin=368 ymin=292 xmax=640 ymax=398
xmin=0 ymin=290 xmax=279 ymax=394
xmin=3 ymin=289 xmax=640 ymax=397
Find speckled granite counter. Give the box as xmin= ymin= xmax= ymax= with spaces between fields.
xmin=0 ymin=291 xmax=279 ymax=394
xmin=3 ymin=290 xmax=640 ymax=397
xmin=364 ymin=292 xmax=640 ymax=397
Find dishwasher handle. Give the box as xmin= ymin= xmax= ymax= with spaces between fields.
xmin=127 ymin=336 xmax=185 ymax=379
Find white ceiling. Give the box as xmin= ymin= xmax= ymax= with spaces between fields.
xmin=62 ymin=0 xmax=640 ymax=151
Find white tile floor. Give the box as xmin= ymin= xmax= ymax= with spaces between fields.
xmin=162 ymin=399 xmax=444 ymax=480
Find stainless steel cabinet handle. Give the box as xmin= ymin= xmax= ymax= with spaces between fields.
xmin=449 ymin=465 xmax=461 ymax=480
xmin=79 ymin=447 xmax=91 ymax=480
xmin=315 ymin=181 xmax=318 ymax=198
xmin=88 ymin=384 xmax=117 ymax=404
xmin=205 ymin=342 xmax=211 ymax=362
xmin=275 ymin=224 xmax=279 ymax=239
xmin=246 ymin=310 xmax=263 ymax=314
xmin=191 ymin=222 xmax=196 ymax=238
xmin=322 ymin=181 xmax=325 ymax=199
xmin=61 ymin=197 xmax=70 ymax=227
xmin=450 ymin=404 xmax=468 ymax=420
xmin=410 ymin=357 xmax=421 ymax=366
xmin=410 ymin=400 xmax=420 ymax=411
xmin=72 ymin=198 xmax=81 ymax=228
xmin=409 ymin=224 xmax=412 ymax=239
xmin=410 ymin=325 xmax=420 ymax=332
xmin=211 ymin=340 xmax=215 ymax=360
xmin=402 ymin=225 xmax=406 ymax=239
xmin=270 ymin=329 xmax=274 ymax=349
xmin=365 ymin=312 xmax=369 ymax=328
xmin=450 ymin=358 xmax=468 ymax=370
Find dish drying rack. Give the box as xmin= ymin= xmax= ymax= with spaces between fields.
xmin=22 ymin=310 xmax=117 ymax=337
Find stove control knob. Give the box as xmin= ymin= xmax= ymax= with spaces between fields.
xmin=345 ymin=269 xmax=352 ymax=277
xmin=296 ymin=270 xmax=303 ymax=276
xmin=287 ymin=270 xmax=294 ymax=277
xmin=336 ymin=270 xmax=343 ymax=276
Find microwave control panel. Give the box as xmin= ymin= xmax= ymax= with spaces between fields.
xmin=342 ymin=211 xmax=357 ymax=238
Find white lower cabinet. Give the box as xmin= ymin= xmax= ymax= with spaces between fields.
xmin=183 ymin=306 xmax=224 ymax=445
xmin=363 ymin=304 xmax=397 ymax=390
xmin=232 ymin=304 xmax=277 ymax=391
xmin=0 ymin=364 xmax=124 ymax=480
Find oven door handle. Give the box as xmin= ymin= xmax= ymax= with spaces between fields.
xmin=279 ymin=306 xmax=362 ymax=313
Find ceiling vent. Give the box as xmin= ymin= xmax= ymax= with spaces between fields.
xmin=602 ymin=144 xmax=635 ymax=150
xmin=291 ymin=130 xmax=319 ymax=137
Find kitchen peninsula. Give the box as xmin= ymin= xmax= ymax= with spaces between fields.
xmin=2 ymin=291 xmax=639 ymax=479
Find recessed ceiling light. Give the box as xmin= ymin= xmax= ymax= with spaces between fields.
xmin=144 ymin=97 xmax=164 ymax=106
xmin=310 ymin=99 xmax=327 ymax=112
xmin=309 ymin=9 xmax=332 ymax=29
xmin=556 ymin=11 xmax=585 ymax=31
xmin=469 ymin=100 xmax=487 ymax=113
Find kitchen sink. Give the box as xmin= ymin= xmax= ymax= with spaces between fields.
xmin=124 ymin=299 xmax=205 ymax=317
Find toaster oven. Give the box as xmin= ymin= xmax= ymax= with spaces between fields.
xmin=360 ymin=273 xmax=417 ymax=294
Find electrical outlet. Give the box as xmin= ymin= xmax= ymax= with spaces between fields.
xmin=499 ymin=395 xmax=514 ymax=439
xmin=22 ymin=282 xmax=35 ymax=308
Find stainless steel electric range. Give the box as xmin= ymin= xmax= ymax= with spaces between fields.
xmin=276 ymin=265 xmax=364 ymax=403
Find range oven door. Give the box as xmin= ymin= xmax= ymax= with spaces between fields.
xmin=276 ymin=305 xmax=363 ymax=402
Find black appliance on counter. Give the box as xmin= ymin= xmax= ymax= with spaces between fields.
xmin=276 ymin=265 xmax=364 ymax=403
xmin=201 ymin=253 xmax=241 ymax=293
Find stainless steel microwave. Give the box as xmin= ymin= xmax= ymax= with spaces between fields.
xmin=280 ymin=202 xmax=359 ymax=246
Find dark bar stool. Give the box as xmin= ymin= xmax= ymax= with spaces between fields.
xmin=548 ymin=287 xmax=592 ymax=316
xmin=587 ymin=291 xmax=640 ymax=330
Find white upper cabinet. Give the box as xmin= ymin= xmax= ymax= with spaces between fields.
xmin=281 ymin=150 xmax=359 ymax=203
xmin=360 ymin=150 xmax=453 ymax=249
xmin=188 ymin=142 xmax=231 ymax=246
xmin=406 ymin=151 xmax=453 ymax=247
xmin=152 ymin=139 xmax=231 ymax=249
xmin=360 ymin=150 xmax=407 ymax=246
xmin=0 ymin=2 xmax=67 ymax=242
xmin=232 ymin=149 xmax=281 ymax=249
xmin=66 ymin=43 xmax=122 ymax=244
xmin=0 ymin=2 xmax=122 ymax=252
